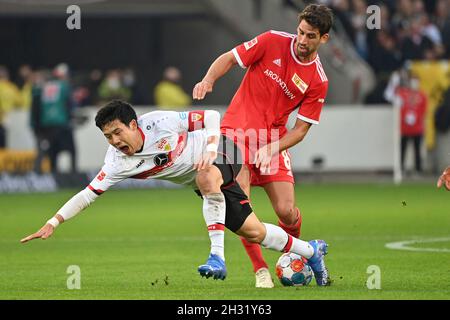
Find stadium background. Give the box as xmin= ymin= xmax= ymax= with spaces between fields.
xmin=0 ymin=0 xmax=449 ymax=300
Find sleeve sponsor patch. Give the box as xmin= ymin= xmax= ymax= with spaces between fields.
xmin=244 ymin=37 xmax=258 ymax=50
xmin=188 ymin=110 xmax=205 ymax=131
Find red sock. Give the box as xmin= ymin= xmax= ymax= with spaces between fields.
xmin=278 ymin=207 xmax=302 ymax=238
xmin=240 ymin=237 xmax=268 ymax=273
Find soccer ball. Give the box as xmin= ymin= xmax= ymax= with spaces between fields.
xmin=275 ymin=252 xmax=313 ymax=286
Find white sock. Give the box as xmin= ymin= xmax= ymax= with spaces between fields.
xmin=261 ymin=223 xmax=314 ymax=259
xmin=208 ymin=228 xmax=225 ymax=260
xmin=203 ymin=193 xmax=226 ymax=261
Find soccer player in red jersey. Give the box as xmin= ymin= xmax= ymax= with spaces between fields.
xmin=193 ymin=4 xmax=333 ymax=287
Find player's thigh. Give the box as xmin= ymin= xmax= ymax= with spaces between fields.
xmin=236 ymin=164 xmax=251 ymax=197
xmin=222 ymin=183 xmax=254 ymax=233
xmin=195 ymin=165 xmax=223 ymax=194
xmin=235 ymin=212 xmax=266 ymax=243
xmin=263 ymin=181 xmax=296 ymax=218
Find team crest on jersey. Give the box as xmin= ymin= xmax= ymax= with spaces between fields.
xmin=154 ymin=153 xmax=169 ymax=166
xmin=190 ymin=112 xmax=203 ymax=122
xmin=291 ymin=73 xmax=308 ymax=94
xmin=244 ymin=37 xmax=258 ymax=50
xmin=157 ymin=138 xmax=171 ymax=151
xmin=96 ymin=170 xmax=106 ymax=181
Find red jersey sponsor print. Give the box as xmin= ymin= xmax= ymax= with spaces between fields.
xmin=221 ymin=30 xmax=328 ymax=142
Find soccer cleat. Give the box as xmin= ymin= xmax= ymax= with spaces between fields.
xmin=308 ymin=240 xmax=331 ymax=286
xmin=198 ymin=254 xmax=227 ymax=280
xmin=255 ymin=267 xmax=275 ymax=288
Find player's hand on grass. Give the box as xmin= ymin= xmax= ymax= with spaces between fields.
xmin=193 ymin=79 xmax=213 ymax=100
xmin=20 ymin=223 xmax=55 ymax=243
xmin=255 ymin=143 xmax=277 ymax=174
xmin=437 ymin=166 xmax=450 ymax=191
xmin=194 ymin=151 xmax=218 ymax=171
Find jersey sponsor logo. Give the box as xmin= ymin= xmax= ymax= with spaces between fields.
xmin=291 ymin=73 xmax=308 ymax=94
xmin=136 ymin=159 xmax=145 ymax=169
xmin=96 ymin=170 xmax=106 ymax=181
xmin=264 ymin=69 xmax=296 ymax=100
xmin=244 ymin=37 xmax=258 ymax=50
xmin=153 ymin=153 xmax=169 ymax=166
xmin=273 ymin=58 xmax=282 ymax=67
xmin=157 ymin=138 xmax=171 ymax=151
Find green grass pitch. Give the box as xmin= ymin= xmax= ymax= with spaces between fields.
xmin=1 ymin=183 xmax=449 ymax=300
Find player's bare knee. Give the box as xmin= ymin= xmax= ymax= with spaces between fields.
xmin=274 ymin=202 xmax=296 ymax=224
xmin=196 ymin=168 xmax=223 ymax=194
xmin=240 ymin=224 xmax=266 ymax=244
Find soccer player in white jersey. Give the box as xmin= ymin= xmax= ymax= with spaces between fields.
xmin=21 ymin=100 xmax=329 ymax=282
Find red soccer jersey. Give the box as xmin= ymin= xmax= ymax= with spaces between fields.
xmin=397 ymin=87 xmax=427 ymax=136
xmin=221 ymin=30 xmax=329 ymax=141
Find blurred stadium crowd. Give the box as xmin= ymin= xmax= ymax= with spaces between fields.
xmin=301 ymin=0 xmax=450 ymax=103
xmin=0 ymin=64 xmax=191 ymax=111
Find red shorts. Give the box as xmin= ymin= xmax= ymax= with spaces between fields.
xmin=248 ymin=150 xmax=295 ymax=186
xmin=222 ymin=130 xmax=295 ymax=186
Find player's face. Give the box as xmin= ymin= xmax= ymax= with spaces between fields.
xmin=102 ymin=119 xmax=142 ymax=156
xmin=295 ymin=20 xmax=329 ymax=61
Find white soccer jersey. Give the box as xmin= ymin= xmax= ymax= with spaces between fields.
xmin=89 ymin=110 xmax=217 ymax=194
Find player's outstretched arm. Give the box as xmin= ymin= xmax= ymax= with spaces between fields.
xmin=437 ymin=166 xmax=450 ymax=191
xmin=193 ymin=51 xmax=237 ymax=100
xmin=20 ymin=188 xmax=99 ymax=243
xmin=20 ymin=214 xmax=64 ymax=243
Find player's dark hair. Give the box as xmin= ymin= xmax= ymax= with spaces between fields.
xmin=298 ymin=4 xmax=334 ymax=36
xmin=95 ymin=100 xmax=137 ymax=130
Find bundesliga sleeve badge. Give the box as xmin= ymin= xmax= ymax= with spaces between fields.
xmin=244 ymin=37 xmax=258 ymax=50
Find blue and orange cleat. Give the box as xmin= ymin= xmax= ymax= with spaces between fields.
xmin=198 ymin=254 xmax=227 ymax=280
xmin=308 ymin=240 xmax=331 ymax=286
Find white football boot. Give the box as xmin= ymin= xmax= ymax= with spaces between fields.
xmin=255 ymin=267 xmax=275 ymax=288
